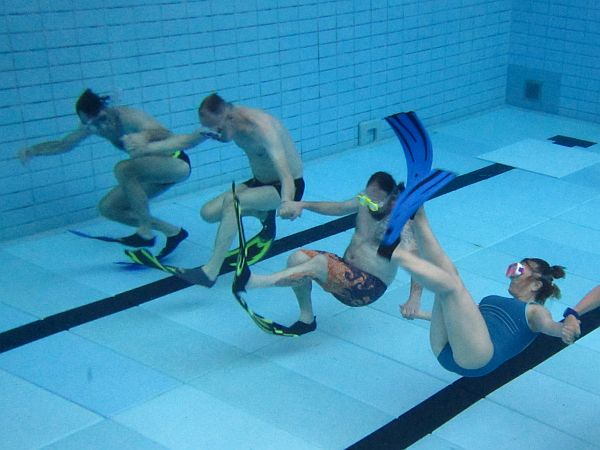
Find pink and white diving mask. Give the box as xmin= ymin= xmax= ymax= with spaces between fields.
xmin=505 ymin=262 xmax=525 ymax=278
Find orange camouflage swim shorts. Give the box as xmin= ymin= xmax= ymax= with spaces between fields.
xmin=301 ymin=250 xmax=387 ymax=307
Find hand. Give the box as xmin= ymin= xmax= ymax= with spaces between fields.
xmin=121 ymin=133 xmax=148 ymax=153
xmin=278 ymin=201 xmax=303 ymax=220
xmin=400 ymin=297 xmax=421 ymax=320
xmin=561 ymin=315 xmax=581 ymax=344
xmin=200 ymin=129 xmax=222 ymax=141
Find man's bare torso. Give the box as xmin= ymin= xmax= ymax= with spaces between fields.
xmin=230 ymin=107 xmax=302 ymax=183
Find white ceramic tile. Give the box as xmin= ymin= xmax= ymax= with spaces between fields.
xmin=479 ymin=138 xmax=600 ymax=178
xmin=433 ymin=147 xmax=491 ymax=175
xmin=435 ymin=106 xmax=600 ymax=149
xmin=321 ymin=307 xmax=458 ymax=383
xmin=534 ymin=344 xmax=600 ymax=396
xmin=433 ymin=399 xmax=598 ymax=450
xmin=573 ymin=323 xmax=600 ymax=353
xmin=561 ymin=163 xmax=600 ymax=190
xmin=73 ymin=307 xmax=248 ymax=382
xmin=408 ymin=434 xmax=468 ymax=450
xmin=189 ymin=353 xmax=393 ymax=449
xmin=139 ymin=284 xmax=302 ymax=353
xmin=488 ymin=370 xmax=600 ymax=447
xmin=455 ymin=169 xmax=598 ymax=219
xmin=453 ymin=247 xmax=523 ymax=286
xmin=430 ymin=130 xmax=497 ymax=157
xmin=257 ymin=330 xmax=447 ymax=416
xmin=41 ymin=420 xmax=168 ymax=450
xmin=556 ymin=196 xmax=600 ymax=231
xmin=0 ymin=301 xmax=36 ymax=332
xmin=524 ymin=218 xmax=600 ymax=255
xmin=0 ymin=369 xmax=100 ymax=450
xmin=3 ymin=231 xmax=168 ymax=295
xmin=115 ymin=384 xmax=325 ymax=450
xmin=0 ymin=332 xmax=180 ymax=416
xmin=0 ymin=250 xmax=110 ymax=318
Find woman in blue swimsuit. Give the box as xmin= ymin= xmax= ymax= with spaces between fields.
xmin=391 ymin=206 xmax=581 ymax=377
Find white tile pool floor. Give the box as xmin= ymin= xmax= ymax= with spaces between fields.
xmin=1 ymin=106 xmax=600 ymax=449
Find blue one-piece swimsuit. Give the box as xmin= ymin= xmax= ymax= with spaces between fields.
xmin=437 ymin=295 xmax=538 ymax=377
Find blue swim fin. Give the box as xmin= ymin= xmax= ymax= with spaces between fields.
xmin=385 ymin=111 xmax=432 ymax=189
xmin=378 ymin=169 xmax=456 ymax=259
xmin=69 ymin=229 xmax=156 ymax=247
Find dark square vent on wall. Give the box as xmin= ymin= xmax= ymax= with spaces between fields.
xmin=525 ymin=80 xmax=542 ymax=100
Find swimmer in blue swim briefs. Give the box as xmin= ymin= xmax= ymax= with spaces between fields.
xmin=232 ymin=171 xmax=423 ymax=335
xmin=390 ymin=206 xmax=580 ymax=377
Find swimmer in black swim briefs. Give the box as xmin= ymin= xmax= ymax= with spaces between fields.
xmin=18 ymin=88 xmax=214 ymax=256
xmin=172 ymin=93 xmax=305 ymax=287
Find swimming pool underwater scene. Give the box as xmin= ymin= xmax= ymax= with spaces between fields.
xmin=1 ymin=1 xmax=600 ymax=449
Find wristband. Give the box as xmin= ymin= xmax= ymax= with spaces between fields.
xmin=563 ymin=307 xmax=580 ymax=320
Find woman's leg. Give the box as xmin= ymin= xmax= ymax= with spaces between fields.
xmin=392 ymin=208 xmax=493 ymax=369
xmin=410 ymin=207 xmax=458 ymax=277
xmin=428 ymin=297 xmax=448 ymax=356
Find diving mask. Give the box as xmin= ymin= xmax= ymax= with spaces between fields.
xmin=506 ymin=262 xmax=525 ymax=278
xmin=356 ymin=194 xmax=381 ymax=212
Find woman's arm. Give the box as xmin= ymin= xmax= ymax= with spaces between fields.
xmin=18 ymin=126 xmax=91 ymax=163
xmin=527 ymin=304 xmax=578 ymax=344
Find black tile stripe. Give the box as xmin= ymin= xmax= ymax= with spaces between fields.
xmin=549 ymin=135 xmax=597 ymax=148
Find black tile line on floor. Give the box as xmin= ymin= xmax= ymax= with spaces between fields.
xmin=0 ymin=164 xmax=511 ymax=354
xmin=548 ymin=135 xmax=597 ymax=148
xmin=0 ymin=162 xmax=512 ymax=355
xmin=349 ymin=307 xmax=600 ymax=450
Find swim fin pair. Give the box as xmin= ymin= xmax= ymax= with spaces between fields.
xmin=378 ymin=112 xmax=456 ymax=259
xmin=70 ymin=228 xmax=188 ymax=259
